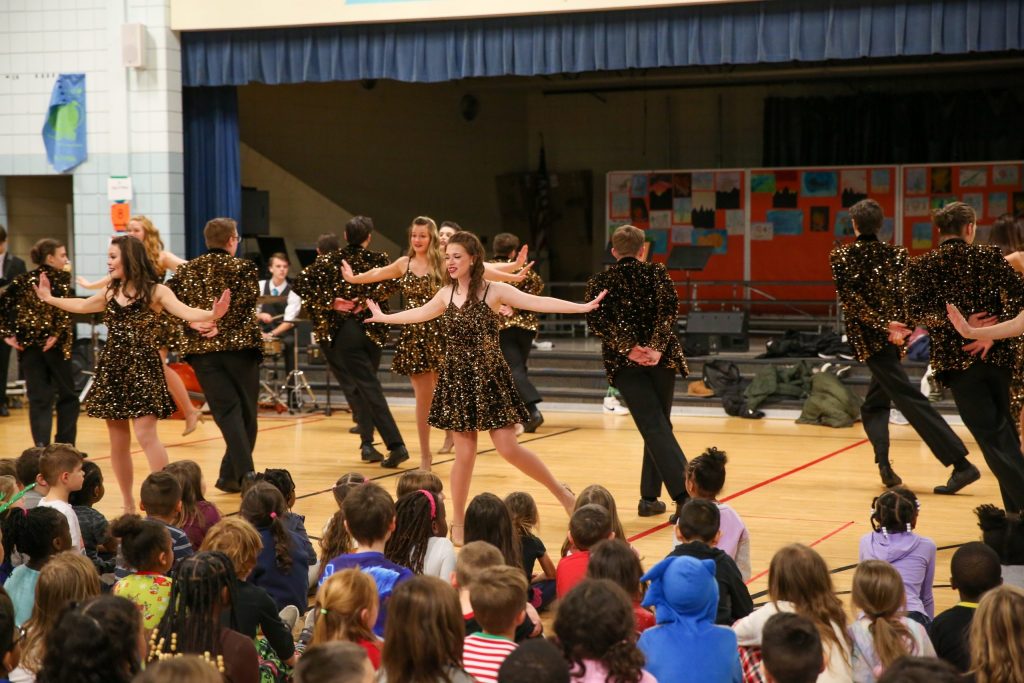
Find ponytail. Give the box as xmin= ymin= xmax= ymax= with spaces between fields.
xmin=240 ymin=482 xmax=293 ymax=573
xmin=30 ymin=238 xmax=63 ymax=266
xmin=867 ymin=613 xmax=914 ymax=667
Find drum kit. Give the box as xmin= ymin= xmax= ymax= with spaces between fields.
xmin=257 ymin=295 xmax=319 ymax=414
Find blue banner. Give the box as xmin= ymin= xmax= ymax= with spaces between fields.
xmin=42 ymin=74 xmax=87 ymax=173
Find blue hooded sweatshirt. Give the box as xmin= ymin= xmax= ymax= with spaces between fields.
xmin=637 ymin=556 xmax=742 ymax=683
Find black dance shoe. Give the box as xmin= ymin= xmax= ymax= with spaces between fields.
xmin=878 ymin=464 xmax=903 ymax=488
xmin=361 ymin=445 xmax=384 ymax=463
xmin=215 ymin=477 xmax=242 ymax=494
xmin=934 ymin=465 xmax=981 ymax=495
xmin=637 ymin=499 xmax=667 ymax=517
xmin=523 ymin=407 xmax=544 ymax=434
xmin=381 ymin=446 xmax=410 ymax=469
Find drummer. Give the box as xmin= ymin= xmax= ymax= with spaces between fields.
xmin=258 ymin=252 xmax=302 ymax=374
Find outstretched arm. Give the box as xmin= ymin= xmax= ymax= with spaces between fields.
xmin=483 ymin=261 xmax=534 ymax=283
xmin=159 ymin=251 xmax=187 ymax=273
xmin=35 ymin=273 xmax=106 ymax=313
xmin=948 ymin=303 xmax=1024 ymax=340
xmin=76 ymin=274 xmax=112 ymax=290
xmin=342 ymin=256 xmax=407 ymax=284
xmin=490 ymin=281 xmax=605 ymax=314
xmin=154 ymin=284 xmax=230 ymax=323
xmin=363 ymin=287 xmax=448 ymax=325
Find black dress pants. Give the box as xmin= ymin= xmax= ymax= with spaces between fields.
xmin=614 ymin=365 xmax=687 ymax=501
xmin=320 ymin=337 xmax=372 ymax=443
xmin=189 ymin=349 xmax=260 ymax=483
xmin=20 ymin=346 xmax=80 ymax=446
xmin=499 ymin=327 xmax=541 ymax=406
xmin=0 ymin=342 xmax=11 ymax=406
xmin=861 ymin=344 xmax=967 ymax=467
xmin=943 ymin=362 xmax=1024 ymax=512
xmin=329 ymin=318 xmax=404 ymax=450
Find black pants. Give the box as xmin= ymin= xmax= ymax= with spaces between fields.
xmin=614 ymin=365 xmax=687 ymax=501
xmin=20 ymin=346 xmax=80 ymax=446
xmin=0 ymin=342 xmax=11 ymax=406
xmin=500 ymin=327 xmax=541 ymax=406
xmin=329 ymin=318 xmax=403 ymax=450
xmin=944 ymin=362 xmax=1024 ymax=511
xmin=189 ymin=349 xmax=259 ymax=483
xmin=862 ymin=344 xmax=967 ymax=467
xmin=320 ymin=337 xmax=371 ymax=442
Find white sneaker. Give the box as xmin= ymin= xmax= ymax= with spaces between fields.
xmin=889 ymin=409 xmax=909 ymax=425
xmin=603 ymin=396 xmax=630 ymax=415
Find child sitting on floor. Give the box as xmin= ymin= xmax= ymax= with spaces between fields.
xmin=684 ymin=447 xmax=751 ymax=580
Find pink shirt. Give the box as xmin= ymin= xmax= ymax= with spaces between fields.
xmin=571 ymin=659 xmax=658 ymax=683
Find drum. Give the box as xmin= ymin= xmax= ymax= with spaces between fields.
xmin=262 ymin=337 xmax=284 ymax=357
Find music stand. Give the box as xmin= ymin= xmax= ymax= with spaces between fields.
xmin=667 ymin=246 xmax=713 ymax=311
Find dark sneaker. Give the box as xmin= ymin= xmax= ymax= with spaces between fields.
xmin=637 ymin=499 xmax=667 ymax=517
xmin=879 ymin=465 xmax=903 ymax=488
xmin=381 ymin=446 xmax=410 ymax=469
xmin=934 ymin=465 xmax=981 ymax=495
xmin=361 ymin=445 xmax=384 ymax=463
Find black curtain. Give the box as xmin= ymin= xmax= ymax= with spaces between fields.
xmin=763 ymin=88 xmax=1024 ymax=166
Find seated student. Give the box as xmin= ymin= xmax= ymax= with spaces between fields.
xmin=251 ymin=468 xmax=317 ymax=584
xmin=928 ymin=541 xmax=1001 ymax=673
xmin=975 ymin=504 xmax=1024 ymax=589
xmin=761 ymin=613 xmax=825 ymax=683
xmin=556 ymin=504 xmax=612 ymax=599
xmin=294 ymin=642 xmax=374 ymax=683
xmin=240 ymin=482 xmax=310 ymax=613
xmin=163 ymin=460 xmax=222 ymax=551
xmin=669 ymin=499 xmax=753 ymax=625
xmin=0 ymin=588 xmax=20 ymax=683
xmin=2 ymin=507 xmax=71 ymax=626
xmin=638 ymin=556 xmax=742 ymax=683
xmin=463 ymin=566 xmax=526 ymax=683
xmin=967 ymin=585 xmax=1024 ymax=683
xmin=37 ymin=595 xmax=144 ymax=683
xmin=875 ymin=657 xmax=960 ymax=683
xmin=133 ymin=656 xmax=224 ymax=683
xmin=453 ymin=542 xmax=538 ymax=643
xmin=116 ymin=472 xmax=193 ymax=579
xmin=111 ymin=515 xmax=174 ymax=632
xmin=310 ymin=568 xmax=381 ymax=669
xmin=36 ymin=444 xmax=85 ymax=554
xmin=497 ymin=639 xmax=570 ymax=683
xmin=317 ymin=473 xmax=367 ymax=586
xmin=395 ymin=469 xmax=444 ymax=499
xmin=69 ymin=461 xmax=117 ymax=578
xmin=319 ymin=483 xmax=413 ymax=637
xmin=685 ymin=447 xmax=752 ymax=580
xmin=13 ymin=449 xmax=46 ymax=510
xmin=587 ymin=539 xmax=654 ymax=634
xmin=384 ymin=489 xmax=455 ymax=580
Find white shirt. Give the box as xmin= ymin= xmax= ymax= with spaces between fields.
xmin=38 ymin=497 xmax=84 ymax=554
xmin=258 ymin=279 xmax=302 ymax=322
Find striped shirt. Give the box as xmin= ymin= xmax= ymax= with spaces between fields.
xmin=463 ymin=633 xmax=518 ymax=683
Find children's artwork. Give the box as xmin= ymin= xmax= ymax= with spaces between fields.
xmin=809 ymin=206 xmax=830 ymax=232
xmin=650 ymin=211 xmax=671 ymax=229
xmin=630 ymin=174 xmax=649 ymax=198
xmin=772 ymin=187 xmax=798 ymax=208
xmin=672 ymin=173 xmax=692 ymax=197
xmin=834 ymin=211 xmax=853 ymax=238
xmin=904 ymin=197 xmax=930 ymax=217
xmin=931 ymin=167 xmax=952 ymax=194
xmin=608 ymin=173 xmax=632 ymax=194
xmin=751 ymin=222 xmax=773 ymax=240
xmin=610 ymin=192 xmax=630 ymax=219
xmin=989 ymin=192 xmax=1008 ymax=217
xmin=691 ymin=191 xmax=716 ymax=213
xmin=751 ymin=173 xmax=776 ymax=194
xmin=841 ymin=188 xmax=868 ymax=208
xmin=693 ymin=228 xmax=728 ymax=254
xmin=959 ymin=167 xmax=987 ymax=188
xmin=912 ymin=222 xmax=933 ymax=250
xmin=671 ymin=226 xmax=692 ymax=243
xmin=871 ymin=169 xmax=891 ymax=193
xmin=931 ymin=196 xmax=955 ymax=210
xmin=629 ymin=198 xmax=649 ymax=224
xmin=905 ymin=167 xmax=927 ymax=195
xmin=691 ymin=172 xmax=714 ymax=191
xmin=840 ymin=169 xmax=867 ymax=195
xmin=646 ymin=228 xmax=669 ymax=255
xmin=672 ymin=197 xmax=692 ymax=225
xmin=716 ymin=171 xmax=741 ymax=193
xmin=1014 ymin=192 xmax=1024 ymax=216
xmin=993 ymin=165 xmax=1020 ymax=186
xmin=724 ymin=210 xmax=745 ymax=235
xmin=801 ymin=171 xmax=838 ymax=197
xmin=880 ymin=218 xmax=894 ymax=242
xmin=715 ymin=187 xmax=741 ymax=210
xmin=648 ymin=174 xmax=673 ymax=210
xmin=767 ymin=209 xmax=803 ymax=236
xmin=962 ymin=193 xmax=984 ymax=216
xmin=692 ymin=205 xmax=716 ymax=229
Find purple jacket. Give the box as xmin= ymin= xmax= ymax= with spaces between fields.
xmin=859 ymin=530 xmax=936 ymax=618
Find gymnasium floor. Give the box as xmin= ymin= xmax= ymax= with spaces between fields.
xmin=2 ymin=405 xmax=997 ymax=612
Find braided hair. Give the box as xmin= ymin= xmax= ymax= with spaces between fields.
xmin=2 ymin=506 xmax=68 ymax=564
xmin=256 ymin=468 xmax=297 ymax=507
xmin=151 ymin=551 xmax=238 ymax=661
xmin=384 ymin=491 xmax=437 ymax=574
xmin=37 ymin=595 xmax=141 ymax=683
xmin=240 ymin=482 xmax=293 ymax=572
xmin=870 ymin=487 xmax=920 ymax=535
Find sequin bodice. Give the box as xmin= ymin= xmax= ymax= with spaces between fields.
xmin=439 ymin=295 xmax=502 ymax=359
xmin=104 ymin=297 xmax=163 ymax=347
xmin=400 ymin=268 xmax=436 ymax=308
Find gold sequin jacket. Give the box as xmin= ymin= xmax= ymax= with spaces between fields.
xmin=488 ymin=258 xmax=544 ymax=332
xmin=585 ymin=257 xmax=687 ymax=383
xmin=166 ymin=249 xmax=262 ymax=355
xmin=291 ymin=245 xmax=398 ymax=347
xmin=905 ymin=238 xmax=1024 ymax=375
xmin=829 ymin=235 xmax=908 ymax=362
xmin=0 ymin=265 xmax=74 ymax=359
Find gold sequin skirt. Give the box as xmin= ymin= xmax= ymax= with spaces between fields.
xmin=85 ymin=344 xmax=175 ymax=420
xmin=391 ymin=320 xmax=443 ymax=376
xmin=427 ymin=354 xmax=529 ymax=432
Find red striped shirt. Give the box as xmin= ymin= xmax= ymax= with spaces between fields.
xmin=462 ymin=633 xmax=518 ymax=683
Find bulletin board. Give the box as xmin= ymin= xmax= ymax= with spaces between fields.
xmin=748 ymin=166 xmax=898 ymax=306
xmin=901 ymin=162 xmax=1024 ymax=255
xmin=606 ymin=169 xmax=746 ymax=310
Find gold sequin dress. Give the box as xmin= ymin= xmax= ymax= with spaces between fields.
xmin=427 ymin=285 xmax=529 ymax=432
xmin=84 ymin=297 xmax=175 ymax=420
xmin=391 ymin=262 xmax=443 ymax=376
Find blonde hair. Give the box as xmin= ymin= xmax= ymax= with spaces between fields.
xmin=129 ymin=215 xmax=166 ymax=277
xmin=311 ymin=569 xmax=379 ymax=647
xmin=970 ymin=585 xmax=1024 ymax=683
xmin=396 ymin=469 xmax=444 ymax=498
xmin=407 ymin=216 xmax=445 ymax=290
xmin=21 ymin=551 xmax=102 ymax=672
xmin=454 ymin=541 xmax=504 ymax=588
xmin=0 ymin=475 xmax=18 ymax=505
xmin=611 ymin=225 xmax=645 ymax=257
xmin=561 ymin=485 xmax=626 ymax=557
xmin=134 ymin=655 xmax=224 ymax=683
xmin=200 ymin=518 xmax=262 ymax=578
xmin=851 ymin=560 xmax=915 ymax=668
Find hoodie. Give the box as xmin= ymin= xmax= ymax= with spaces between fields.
xmin=638 ymin=555 xmax=742 ymax=683
xmin=859 ymin=530 xmax=936 ymax=619
xmin=668 ymin=541 xmax=753 ymax=625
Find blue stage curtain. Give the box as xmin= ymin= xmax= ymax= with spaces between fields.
xmin=183 ymin=0 xmax=1024 ymax=87
xmin=183 ymin=86 xmax=241 ymax=257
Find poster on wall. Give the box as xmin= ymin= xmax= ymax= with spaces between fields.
xmin=900 ymin=162 xmax=1024 ymax=255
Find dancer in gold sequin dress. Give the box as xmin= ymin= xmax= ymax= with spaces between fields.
xmin=359 ymin=231 xmax=606 ymax=545
xmin=35 ymin=236 xmax=229 ymax=513
xmin=986 ymin=214 xmax=1024 ymax=437
xmin=77 ymin=215 xmax=204 ymax=435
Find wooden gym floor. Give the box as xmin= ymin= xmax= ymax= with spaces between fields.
xmin=2 ymin=406 xmax=1000 ymax=612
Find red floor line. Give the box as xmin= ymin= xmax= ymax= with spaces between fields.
xmin=744 ymin=520 xmax=857 ymax=585
xmin=87 ymin=415 xmax=329 ymax=461
xmin=626 ymin=437 xmax=869 ymax=544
